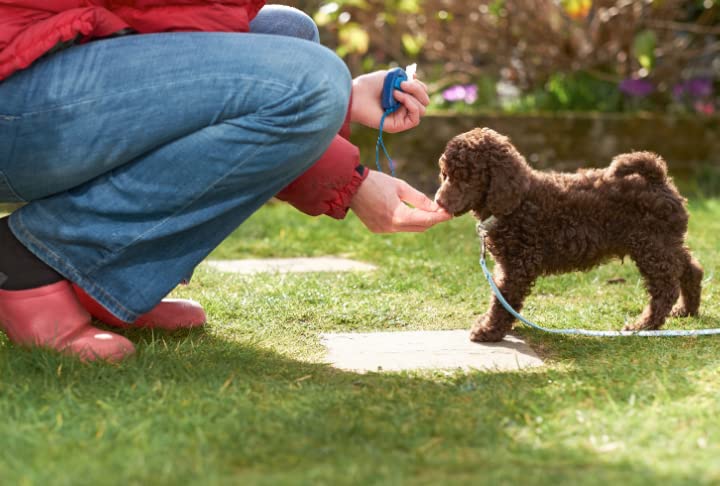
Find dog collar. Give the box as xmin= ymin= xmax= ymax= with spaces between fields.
xmin=477 ymin=215 xmax=498 ymax=235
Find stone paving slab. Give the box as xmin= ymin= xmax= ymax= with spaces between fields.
xmin=205 ymin=257 xmax=377 ymax=274
xmin=321 ymin=330 xmax=543 ymax=373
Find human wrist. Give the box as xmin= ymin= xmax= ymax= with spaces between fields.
xmin=329 ymin=164 xmax=368 ymax=219
xmin=349 ymin=77 xmax=363 ymax=124
xmin=350 ymin=74 xmax=379 ymax=126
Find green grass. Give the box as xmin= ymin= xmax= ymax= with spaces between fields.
xmin=1 ymin=199 xmax=720 ymax=485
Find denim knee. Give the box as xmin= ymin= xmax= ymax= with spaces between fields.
xmin=251 ymin=5 xmax=321 ymax=43
xmin=304 ymin=47 xmax=352 ymax=139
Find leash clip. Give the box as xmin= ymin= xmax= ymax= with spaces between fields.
xmin=475 ymin=222 xmax=488 ymax=261
xmin=476 ymin=216 xmax=497 ymax=235
xmin=476 ymin=215 xmax=498 ymax=262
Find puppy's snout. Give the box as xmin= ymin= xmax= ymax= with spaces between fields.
xmin=434 ymin=188 xmax=448 ymax=210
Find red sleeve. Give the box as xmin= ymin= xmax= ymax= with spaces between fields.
xmin=275 ymin=136 xmax=368 ymax=219
xmin=338 ymin=96 xmax=352 ymax=140
xmin=108 ymin=1 xmax=266 ymax=33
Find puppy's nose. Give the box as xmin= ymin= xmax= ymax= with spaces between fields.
xmin=434 ymin=193 xmax=447 ymax=210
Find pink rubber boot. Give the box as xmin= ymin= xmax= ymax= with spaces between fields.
xmin=0 ymin=281 xmax=135 ymax=362
xmin=72 ymin=284 xmax=206 ymax=330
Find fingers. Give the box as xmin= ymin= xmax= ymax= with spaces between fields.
xmin=350 ymin=171 xmax=453 ymax=234
xmin=393 ymin=179 xmax=452 ymax=231
xmin=398 ymin=90 xmax=427 ymax=117
xmin=391 ymin=204 xmax=453 ymax=232
xmin=400 ymin=80 xmax=430 ymax=106
xmin=387 ymin=91 xmax=425 ymax=132
xmin=396 ymin=180 xmax=443 ymax=212
xmin=390 ymin=78 xmax=429 ymax=132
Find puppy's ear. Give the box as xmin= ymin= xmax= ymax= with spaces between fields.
xmin=486 ymin=147 xmax=530 ymax=216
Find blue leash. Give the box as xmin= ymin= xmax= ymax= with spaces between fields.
xmin=476 ymin=222 xmax=720 ymax=337
xmin=375 ymin=66 xmax=412 ymax=177
xmin=375 ymin=110 xmax=396 ymax=177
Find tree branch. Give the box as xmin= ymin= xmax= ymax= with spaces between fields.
xmin=644 ymin=19 xmax=720 ymax=36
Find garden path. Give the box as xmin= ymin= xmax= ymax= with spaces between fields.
xmin=206 ymin=257 xmax=543 ymax=372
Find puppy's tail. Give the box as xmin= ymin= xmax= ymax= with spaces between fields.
xmin=608 ymin=151 xmax=667 ymax=184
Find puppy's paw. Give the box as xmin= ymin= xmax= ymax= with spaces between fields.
xmin=469 ymin=319 xmax=507 ymax=342
xmin=670 ymin=304 xmax=692 ymax=318
xmin=622 ymin=320 xmax=658 ymax=332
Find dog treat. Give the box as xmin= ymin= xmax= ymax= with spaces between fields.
xmin=405 ymin=63 xmax=417 ymax=79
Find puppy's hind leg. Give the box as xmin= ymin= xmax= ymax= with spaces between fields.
xmin=471 ymin=263 xmax=535 ymax=342
xmin=623 ymin=239 xmax=683 ymax=331
xmin=670 ymin=248 xmax=703 ymax=318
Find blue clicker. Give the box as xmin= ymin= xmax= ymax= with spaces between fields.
xmin=381 ymin=67 xmax=407 ymax=113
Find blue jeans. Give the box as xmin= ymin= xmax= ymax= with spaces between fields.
xmin=0 ymin=7 xmax=350 ymax=321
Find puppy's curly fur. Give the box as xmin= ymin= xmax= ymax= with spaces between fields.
xmin=435 ymin=128 xmax=703 ymax=342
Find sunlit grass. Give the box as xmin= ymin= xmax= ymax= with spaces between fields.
xmin=1 ymin=198 xmax=718 ymax=485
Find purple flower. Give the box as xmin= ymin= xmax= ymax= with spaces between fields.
xmin=688 ymin=79 xmax=713 ymax=97
xmin=619 ymin=79 xmax=654 ymax=97
xmin=672 ymin=83 xmax=685 ymax=99
xmin=674 ymin=78 xmax=714 ymax=99
xmin=442 ymin=85 xmax=465 ymax=102
xmin=463 ymin=85 xmax=478 ymax=104
xmin=442 ymin=84 xmax=478 ymax=104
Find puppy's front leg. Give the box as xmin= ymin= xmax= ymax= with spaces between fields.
xmin=470 ymin=263 xmax=535 ymax=342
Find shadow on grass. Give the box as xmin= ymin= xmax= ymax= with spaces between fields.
xmin=2 ymin=324 xmax=719 ymax=484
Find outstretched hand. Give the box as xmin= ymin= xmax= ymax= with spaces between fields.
xmin=350 ymin=170 xmax=452 ymax=233
xmin=350 ymin=70 xmax=430 ymax=133
xmin=348 ymin=68 xmax=447 ymax=232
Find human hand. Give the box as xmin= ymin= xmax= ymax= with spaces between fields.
xmin=350 ymin=70 xmax=430 ymax=133
xmin=350 ymin=170 xmax=452 ymax=233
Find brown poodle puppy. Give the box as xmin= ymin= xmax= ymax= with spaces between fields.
xmin=435 ymin=128 xmax=703 ymax=342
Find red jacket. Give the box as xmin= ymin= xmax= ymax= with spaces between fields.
xmin=0 ymin=0 xmax=366 ymax=218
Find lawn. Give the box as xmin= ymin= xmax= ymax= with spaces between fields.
xmin=1 ymin=198 xmax=719 ymax=485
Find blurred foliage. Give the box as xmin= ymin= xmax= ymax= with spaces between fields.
xmin=501 ymin=72 xmax=624 ymax=112
xmin=695 ymin=164 xmax=720 ymax=196
xmin=278 ymin=0 xmax=720 ymax=113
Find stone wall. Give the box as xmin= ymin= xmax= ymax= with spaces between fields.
xmin=350 ymin=113 xmax=720 ymax=193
